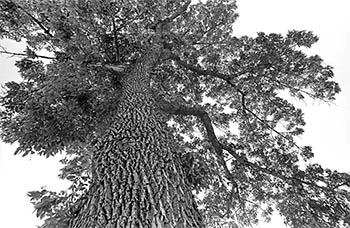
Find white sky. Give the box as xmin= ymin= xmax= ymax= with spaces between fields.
xmin=0 ymin=1 xmax=349 ymax=227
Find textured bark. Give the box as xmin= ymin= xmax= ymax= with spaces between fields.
xmin=68 ymin=49 xmax=203 ymax=228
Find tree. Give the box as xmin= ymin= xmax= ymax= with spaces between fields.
xmin=0 ymin=0 xmax=349 ymax=227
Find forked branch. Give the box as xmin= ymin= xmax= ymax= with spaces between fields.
xmin=171 ymin=54 xmax=302 ymax=149
xmin=157 ymin=97 xmax=235 ymax=186
xmin=157 ymin=92 xmax=346 ymax=196
xmin=157 ymin=98 xmax=222 ymax=155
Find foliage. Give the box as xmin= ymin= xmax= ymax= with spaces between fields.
xmin=0 ymin=0 xmax=349 ymax=228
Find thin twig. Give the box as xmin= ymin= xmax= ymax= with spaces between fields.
xmin=236 ymin=88 xmax=302 ymax=150
xmin=0 ymin=50 xmax=55 ymax=60
xmin=221 ymin=144 xmax=347 ymax=195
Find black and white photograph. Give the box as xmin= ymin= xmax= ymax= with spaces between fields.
xmin=0 ymin=0 xmax=349 ymax=227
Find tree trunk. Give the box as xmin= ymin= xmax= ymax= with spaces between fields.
xmin=68 ymin=49 xmax=204 ymax=228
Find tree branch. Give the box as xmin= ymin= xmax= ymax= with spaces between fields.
xmin=263 ymin=73 xmax=320 ymax=100
xmin=236 ymin=89 xmax=302 ymax=150
xmin=149 ymin=0 xmax=190 ymax=32
xmin=157 ymin=97 xmax=237 ymax=189
xmin=147 ymin=0 xmax=191 ymax=45
xmin=163 ymin=0 xmax=191 ymax=24
xmin=158 ymin=98 xmax=222 ymax=155
xmin=220 ymin=144 xmax=347 ymax=195
xmin=0 ymin=50 xmax=55 ymax=60
xmin=15 ymin=4 xmax=53 ymax=37
xmin=168 ymin=52 xmax=350 ymax=199
xmin=156 ymin=93 xmax=345 ymax=197
xmin=0 ymin=48 xmax=131 ymax=72
xmin=170 ymin=54 xmax=240 ymax=81
xmin=171 ymin=55 xmax=304 ymax=150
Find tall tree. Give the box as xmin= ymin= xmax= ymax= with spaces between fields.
xmin=0 ymin=0 xmax=349 ymax=227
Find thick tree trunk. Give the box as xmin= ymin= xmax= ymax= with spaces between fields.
xmin=68 ymin=50 xmax=203 ymax=228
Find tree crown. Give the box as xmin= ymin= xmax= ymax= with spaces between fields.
xmin=0 ymin=0 xmax=348 ymax=227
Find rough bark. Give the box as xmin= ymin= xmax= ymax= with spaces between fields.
xmin=68 ymin=49 xmax=204 ymax=228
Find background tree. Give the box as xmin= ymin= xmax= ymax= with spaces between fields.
xmin=0 ymin=0 xmax=349 ymax=228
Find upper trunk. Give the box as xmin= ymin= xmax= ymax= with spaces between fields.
xmin=68 ymin=47 xmax=204 ymax=228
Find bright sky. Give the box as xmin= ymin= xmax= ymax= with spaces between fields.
xmin=0 ymin=1 xmax=349 ymax=228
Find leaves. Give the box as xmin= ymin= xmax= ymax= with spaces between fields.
xmin=0 ymin=59 xmax=120 ymax=156
xmin=287 ymin=30 xmax=319 ymax=48
xmin=28 ymin=188 xmax=67 ymax=219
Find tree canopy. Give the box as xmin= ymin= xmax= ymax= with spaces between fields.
xmin=0 ymin=0 xmax=349 ymax=227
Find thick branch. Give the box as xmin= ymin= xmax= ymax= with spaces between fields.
xmin=157 ymin=96 xmax=345 ymax=196
xmin=171 ymin=55 xmax=304 ymax=150
xmin=158 ymin=99 xmax=222 ymax=155
xmin=157 ymin=97 xmax=236 ymax=188
xmin=166 ymin=52 xmax=350 ymax=199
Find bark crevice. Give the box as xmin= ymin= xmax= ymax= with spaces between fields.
xmin=69 ymin=49 xmax=203 ymax=228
